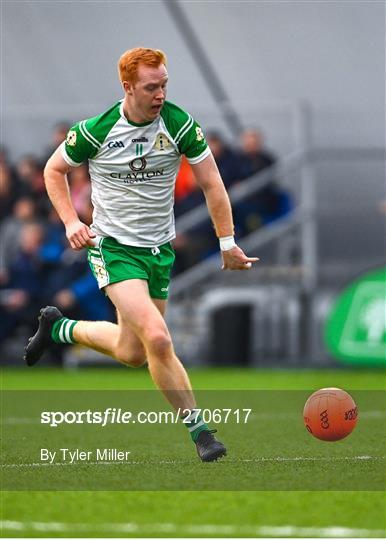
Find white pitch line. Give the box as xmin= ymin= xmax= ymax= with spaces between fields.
xmin=1 ymin=455 xmax=385 ymax=468
xmin=241 ymin=455 xmax=386 ymax=463
xmin=1 ymin=460 xmax=143 ymax=468
xmin=0 ymin=520 xmax=385 ymax=538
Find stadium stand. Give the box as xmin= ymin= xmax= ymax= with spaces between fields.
xmin=0 ymin=126 xmax=292 ymax=364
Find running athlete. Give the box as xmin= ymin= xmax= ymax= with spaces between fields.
xmin=24 ymin=48 xmax=258 ymax=462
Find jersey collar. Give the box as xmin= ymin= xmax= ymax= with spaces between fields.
xmin=119 ymin=101 xmax=155 ymax=127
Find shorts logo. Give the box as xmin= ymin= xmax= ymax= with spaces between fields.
xmin=154 ymin=133 xmax=170 ymax=151
xmin=129 ymin=157 xmax=147 ymax=171
xmin=96 ymin=265 xmax=108 ymax=280
xmin=66 ymin=130 xmax=77 ymax=146
xmin=93 ymin=260 xmax=109 ymax=288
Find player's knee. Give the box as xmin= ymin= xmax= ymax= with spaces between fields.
xmin=145 ymin=331 xmax=172 ymax=358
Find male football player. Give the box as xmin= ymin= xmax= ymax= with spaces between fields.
xmin=24 ymin=47 xmax=258 ymax=461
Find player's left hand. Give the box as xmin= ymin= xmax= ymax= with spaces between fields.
xmin=221 ymin=246 xmax=259 ymax=271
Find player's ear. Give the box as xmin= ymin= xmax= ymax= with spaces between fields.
xmin=123 ymin=81 xmax=133 ymax=95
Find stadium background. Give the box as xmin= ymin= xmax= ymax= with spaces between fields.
xmin=1 ymin=1 xmax=386 ymax=538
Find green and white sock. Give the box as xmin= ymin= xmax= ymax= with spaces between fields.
xmin=51 ymin=318 xmax=78 ymax=344
xmin=182 ymin=409 xmax=210 ymax=442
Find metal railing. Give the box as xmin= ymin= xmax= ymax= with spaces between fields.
xmin=171 ymin=148 xmax=314 ymax=297
xmin=171 ymin=144 xmax=386 ymax=300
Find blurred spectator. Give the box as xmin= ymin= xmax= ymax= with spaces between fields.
xmin=233 ymin=128 xmax=293 ymax=234
xmin=174 ymin=156 xmax=195 ymax=203
xmin=239 ymin=128 xmax=276 ymax=178
xmin=0 ymin=146 xmax=26 ymax=221
xmin=0 ymin=145 xmax=8 ymax=165
xmin=206 ymin=131 xmax=243 ymax=189
xmin=16 ymin=155 xmax=44 ymax=194
xmin=0 ymin=161 xmax=19 ymax=221
xmin=68 ymin=164 xmax=92 ymax=223
xmin=0 ymin=222 xmax=45 ymax=343
xmin=15 ymin=155 xmax=48 ymax=214
xmin=0 ymin=196 xmax=38 ymax=281
xmin=174 ymin=160 xmax=204 ymax=219
xmin=39 ymin=207 xmax=67 ymax=266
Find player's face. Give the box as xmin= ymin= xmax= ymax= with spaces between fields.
xmin=126 ymin=64 xmax=168 ymax=123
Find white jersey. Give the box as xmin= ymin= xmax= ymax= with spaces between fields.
xmin=61 ymin=100 xmax=210 ymax=247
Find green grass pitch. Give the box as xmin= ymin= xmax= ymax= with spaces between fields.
xmin=1 ymin=366 xmax=385 ymax=538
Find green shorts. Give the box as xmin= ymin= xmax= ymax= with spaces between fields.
xmin=87 ymin=237 xmax=175 ymax=299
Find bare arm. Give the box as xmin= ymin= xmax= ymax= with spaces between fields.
xmin=190 ymin=153 xmax=234 ymax=238
xmin=44 ymin=147 xmax=95 ymax=250
xmin=190 ymin=153 xmax=259 ymax=270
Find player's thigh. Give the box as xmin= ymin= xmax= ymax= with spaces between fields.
xmin=114 ymin=309 xmax=146 ymax=359
xmin=152 ymin=297 xmax=167 ymax=317
xmin=106 ymin=279 xmax=170 ymax=343
xmin=112 ymin=297 xmax=167 ymax=364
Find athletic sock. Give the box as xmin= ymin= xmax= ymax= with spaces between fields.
xmin=182 ymin=409 xmax=210 ymax=442
xmin=51 ymin=318 xmax=78 ymax=344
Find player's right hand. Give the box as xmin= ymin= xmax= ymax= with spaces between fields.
xmin=221 ymin=245 xmax=259 ymax=270
xmin=65 ymin=220 xmax=96 ymax=250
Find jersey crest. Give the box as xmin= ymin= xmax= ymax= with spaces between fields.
xmin=66 ymin=130 xmax=77 ymax=146
xmin=154 ymin=133 xmax=171 ymax=151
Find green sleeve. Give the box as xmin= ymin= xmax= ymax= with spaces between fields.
xmin=63 ymin=122 xmax=98 ymax=165
xmin=160 ymin=101 xmax=210 ymax=162
xmin=178 ymin=118 xmax=209 ymax=161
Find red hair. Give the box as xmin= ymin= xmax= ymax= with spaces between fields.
xmin=118 ymin=47 xmax=167 ymax=85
